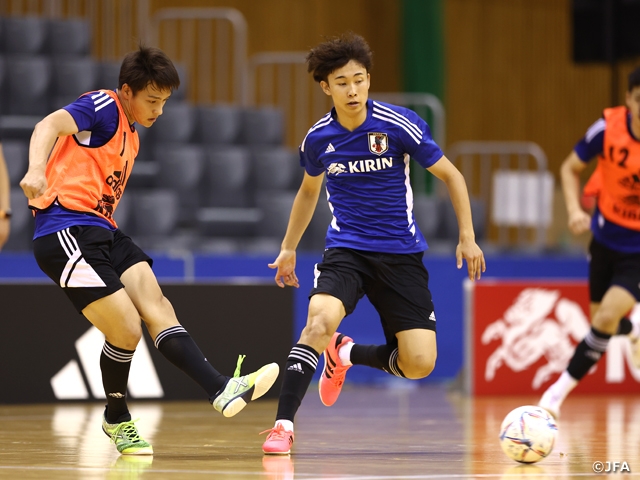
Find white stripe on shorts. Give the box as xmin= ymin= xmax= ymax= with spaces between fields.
xmin=56 ymin=228 xmax=106 ymax=288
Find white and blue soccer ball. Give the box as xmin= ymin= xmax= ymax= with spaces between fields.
xmin=499 ymin=405 xmax=558 ymax=463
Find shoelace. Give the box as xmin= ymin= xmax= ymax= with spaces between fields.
xmin=109 ymin=419 xmax=143 ymax=443
xmin=233 ymin=354 xmax=246 ymax=377
xmin=259 ymin=424 xmax=289 ymax=439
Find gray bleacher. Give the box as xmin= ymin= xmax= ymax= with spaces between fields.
xmin=0 ymin=15 xmax=324 ymax=254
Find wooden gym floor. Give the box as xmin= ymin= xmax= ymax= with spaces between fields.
xmin=0 ymin=384 xmax=637 ymax=479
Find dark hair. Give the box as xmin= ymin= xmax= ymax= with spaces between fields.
xmin=118 ymin=44 xmax=180 ymax=95
xmin=306 ymin=32 xmax=373 ymax=83
xmin=629 ymin=67 xmax=640 ymax=92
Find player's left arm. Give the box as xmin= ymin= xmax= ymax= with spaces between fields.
xmin=428 ymin=155 xmax=486 ymax=280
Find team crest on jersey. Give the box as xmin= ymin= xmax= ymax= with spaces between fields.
xmin=368 ymin=132 xmax=388 ymax=155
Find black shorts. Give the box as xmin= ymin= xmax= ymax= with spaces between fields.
xmin=33 ymin=226 xmax=152 ymax=313
xmin=589 ymin=238 xmax=640 ymax=302
xmin=309 ymin=247 xmax=436 ymax=342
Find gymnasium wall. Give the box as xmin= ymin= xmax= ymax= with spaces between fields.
xmin=5 ymin=0 xmax=640 ymax=176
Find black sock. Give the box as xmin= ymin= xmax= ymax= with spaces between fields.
xmin=155 ymin=325 xmax=227 ymax=399
xmin=100 ymin=341 xmax=134 ymax=423
xmin=617 ymin=317 xmax=632 ymax=335
xmin=275 ymin=344 xmax=319 ymax=422
xmin=567 ymin=327 xmax=610 ymax=380
xmin=350 ymin=343 xmax=406 ymax=378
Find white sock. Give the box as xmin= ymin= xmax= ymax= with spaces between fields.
xmin=552 ymin=371 xmax=579 ymax=401
xmin=338 ymin=341 xmax=354 ymax=366
xmin=275 ymin=419 xmax=294 ymax=432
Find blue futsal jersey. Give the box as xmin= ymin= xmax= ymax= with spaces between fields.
xmin=300 ymin=99 xmax=443 ymax=254
xmin=574 ymin=114 xmax=640 ymax=253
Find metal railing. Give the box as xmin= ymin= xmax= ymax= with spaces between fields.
xmin=445 ymin=141 xmax=552 ymax=249
xmin=150 ymin=7 xmax=248 ymax=105
xmin=247 ymin=51 xmax=331 ymax=147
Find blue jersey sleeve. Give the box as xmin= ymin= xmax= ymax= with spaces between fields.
xmin=63 ymin=91 xmax=119 ymax=147
xmin=573 ymin=117 xmax=605 ymax=162
xmin=402 ymin=111 xmax=444 ymax=168
xmin=299 ymin=139 xmax=324 ymax=176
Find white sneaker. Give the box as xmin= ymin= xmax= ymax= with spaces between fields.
xmin=538 ymin=387 xmax=562 ymax=420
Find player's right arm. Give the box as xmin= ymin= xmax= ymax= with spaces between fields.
xmin=269 ymin=171 xmax=324 ymax=288
xmin=560 ymin=150 xmax=590 ymax=235
xmin=20 ymin=109 xmax=79 ymax=200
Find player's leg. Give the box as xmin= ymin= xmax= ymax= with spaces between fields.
xmin=334 ymin=251 xmax=437 ymax=380
xmin=82 ymin=292 xmax=154 ymax=455
xmin=539 ymin=239 xmax=640 ymax=418
xmin=33 ymin=226 xmax=152 ymax=455
xmin=115 ymin=235 xmax=279 ymax=417
xmin=263 ymin=248 xmax=364 ymax=454
xmin=262 ymin=293 xmax=345 ymax=454
xmin=539 ymin=286 xmax=634 ymax=418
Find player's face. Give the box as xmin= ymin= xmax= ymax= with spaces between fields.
xmin=321 ymin=60 xmax=370 ymax=121
xmin=626 ymin=86 xmax=640 ymax=130
xmin=119 ymin=83 xmax=172 ymax=128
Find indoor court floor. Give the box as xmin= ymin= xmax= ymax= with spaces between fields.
xmin=0 ymin=384 xmax=637 ymax=479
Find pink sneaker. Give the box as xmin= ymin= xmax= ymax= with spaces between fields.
xmin=261 ymin=424 xmax=294 ymax=455
xmin=319 ymin=332 xmax=353 ymax=406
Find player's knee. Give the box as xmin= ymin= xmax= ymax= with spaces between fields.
xmin=593 ymin=310 xmax=622 ymax=332
xmin=109 ymin=323 xmax=142 ymax=350
xmin=300 ymin=313 xmax=334 ymax=347
xmin=401 ymin=354 xmax=436 ymax=379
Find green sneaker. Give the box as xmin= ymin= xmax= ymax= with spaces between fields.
xmin=102 ymin=416 xmax=153 ymax=455
xmin=212 ymin=355 xmax=280 ymax=418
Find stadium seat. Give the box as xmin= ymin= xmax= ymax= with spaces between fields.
xmin=51 ymin=57 xmax=99 ymax=110
xmin=98 ymin=61 xmax=120 ymax=90
xmin=300 ymin=194 xmax=332 ymax=252
xmin=2 ymin=140 xmax=29 ymax=187
xmin=195 ymin=104 xmax=242 ymax=145
xmin=251 ymin=146 xmax=299 ymax=191
xmin=2 ymin=187 xmax=33 ymax=251
xmin=240 ymin=106 xmax=285 ymax=145
xmin=148 ymin=102 xmax=195 ymax=144
xmin=2 ymin=16 xmax=48 ymax=54
xmin=112 ymin=187 xmax=132 ymax=233
xmin=413 ymin=194 xmax=441 ymax=240
xmin=129 ymin=189 xmax=179 ymax=237
xmin=255 ymin=190 xmax=296 ymax=239
xmin=201 ymin=146 xmax=252 ymax=208
xmin=48 ymin=18 xmax=91 ymax=56
xmin=5 ymin=55 xmax=52 ymax=115
xmin=154 ymin=144 xmax=204 ymax=225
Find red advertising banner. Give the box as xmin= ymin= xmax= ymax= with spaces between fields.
xmin=466 ymin=279 xmax=640 ymax=395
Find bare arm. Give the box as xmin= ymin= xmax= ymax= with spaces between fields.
xmin=0 ymin=144 xmax=10 ymax=249
xmin=269 ymin=171 xmax=325 ymax=287
xmin=560 ymin=151 xmax=590 ymax=235
xmin=20 ymin=109 xmax=79 ymax=200
xmin=427 ymin=155 xmax=486 ymax=280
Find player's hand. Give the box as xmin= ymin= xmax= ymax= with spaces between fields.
xmin=456 ymin=238 xmax=486 ymax=281
xmin=268 ymin=249 xmax=299 ymax=288
xmin=20 ymin=169 xmax=47 ymax=200
xmin=567 ymin=209 xmax=591 ymax=236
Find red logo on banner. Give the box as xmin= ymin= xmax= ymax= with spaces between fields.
xmin=469 ymin=280 xmax=640 ymax=395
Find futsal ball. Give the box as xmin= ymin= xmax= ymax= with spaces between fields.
xmin=499 ymin=405 xmax=558 ymax=464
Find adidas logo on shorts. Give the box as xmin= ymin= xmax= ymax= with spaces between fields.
xmin=287 ymin=362 xmax=304 ymax=374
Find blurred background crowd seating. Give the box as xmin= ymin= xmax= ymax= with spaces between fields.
xmin=2 ymin=0 xmax=638 ymax=257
